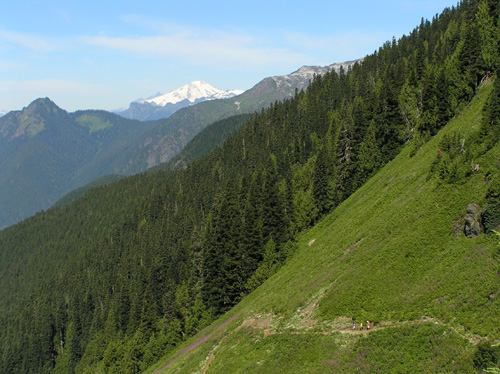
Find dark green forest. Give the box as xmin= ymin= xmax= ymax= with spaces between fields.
xmin=1 ymin=1 xmax=500 ymax=372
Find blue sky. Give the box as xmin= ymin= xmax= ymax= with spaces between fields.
xmin=1 ymin=0 xmax=456 ymax=112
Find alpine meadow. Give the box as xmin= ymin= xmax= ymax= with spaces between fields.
xmin=1 ymin=1 xmax=500 ymax=373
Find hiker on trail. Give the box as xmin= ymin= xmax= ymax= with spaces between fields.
xmin=360 ymin=322 xmax=363 ymax=330
xmin=352 ymin=322 xmax=356 ymax=330
xmin=367 ymin=321 xmax=371 ymax=330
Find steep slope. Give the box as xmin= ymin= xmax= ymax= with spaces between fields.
xmin=147 ymin=81 xmax=500 ymax=374
xmin=160 ymin=62 xmax=356 ymax=171
xmin=1 ymin=2 xmax=499 ymax=372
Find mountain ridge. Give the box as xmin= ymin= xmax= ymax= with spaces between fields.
xmin=0 ymin=61 xmax=355 ymax=228
xmin=118 ymin=61 xmax=358 ymax=121
xmin=121 ymin=59 xmax=360 ymax=169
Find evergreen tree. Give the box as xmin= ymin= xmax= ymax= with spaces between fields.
xmin=479 ymin=74 xmax=500 ymax=149
xmin=476 ymin=0 xmax=500 ymax=75
xmin=355 ymin=122 xmax=382 ymax=186
xmin=398 ymin=80 xmax=421 ymax=143
xmin=202 ymin=179 xmax=242 ymax=313
xmin=239 ymin=171 xmax=264 ymax=280
xmin=313 ymin=147 xmax=329 ymax=217
xmin=68 ymin=299 xmax=83 ymax=374
xmin=336 ymin=102 xmax=356 ymax=199
xmin=261 ymin=155 xmax=287 ymax=245
xmin=138 ymin=286 xmax=159 ymax=337
xmin=245 ymin=237 xmax=280 ymax=292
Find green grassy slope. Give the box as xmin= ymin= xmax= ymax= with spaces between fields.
xmin=146 ymin=83 xmax=500 ymax=373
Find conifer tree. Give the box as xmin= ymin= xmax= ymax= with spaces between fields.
xmin=138 ymin=286 xmax=158 ymax=337
xmin=336 ymin=102 xmax=356 ymax=199
xmin=68 ymin=299 xmax=83 ymax=374
xmin=313 ymin=147 xmax=329 ymax=217
xmin=261 ymin=155 xmax=287 ymax=245
xmin=398 ymin=80 xmax=421 ymax=142
xmin=239 ymin=171 xmax=264 ymax=279
xmin=480 ymin=74 xmax=500 ymax=149
xmin=476 ymin=0 xmax=499 ymax=75
xmin=355 ymin=122 xmax=381 ymax=186
xmin=202 ymin=179 xmax=242 ymax=313
xmin=245 ymin=237 xmax=280 ymax=292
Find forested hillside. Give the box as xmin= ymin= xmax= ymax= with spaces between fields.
xmin=153 ymin=113 xmax=253 ymax=171
xmin=152 ymin=72 xmax=500 ymax=374
xmin=0 ymin=104 xmax=158 ymax=229
xmin=0 ymin=0 xmax=499 ymax=372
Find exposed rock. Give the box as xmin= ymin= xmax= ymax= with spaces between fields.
xmin=488 ymin=291 xmax=499 ymax=300
xmin=452 ymin=221 xmax=464 ymax=237
xmin=464 ymin=203 xmax=482 ymax=238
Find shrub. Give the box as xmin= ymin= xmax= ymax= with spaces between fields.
xmin=482 ymin=180 xmax=500 ymax=233
xmin=473 ymin=341 xmax=500 ymax=370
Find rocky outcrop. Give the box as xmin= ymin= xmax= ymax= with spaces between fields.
xmin=464 ymin=203 xmax=482 ymax=238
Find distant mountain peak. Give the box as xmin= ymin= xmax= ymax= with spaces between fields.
xmin=0 ymin=97 xmax=68 ymax=140
xmin=141 ymin=81 xmax=243 ymax=107
xmin=118 ymin=81 xmax=244 ymax=120
xmin=25 ymin=97 xmax=47 ymax=107
xmin=26 ymin=97 xmax=65 ymax=117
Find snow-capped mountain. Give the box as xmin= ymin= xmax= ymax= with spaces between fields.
xmin=127 ymin=59 xmax=361 ymax=169
xmin=142 ymin=81 xmax=243 ymax=106
xmin=118 ymin=81 xmax=243 ymax=121
xmin=0 ymin=110 xmax=8 ymax=117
